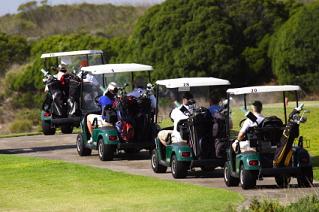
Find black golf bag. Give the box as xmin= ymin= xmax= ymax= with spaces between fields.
xmin=188 ymin=107 xmax=214 ymax=159
xmin=117 ymin=95 xmax=154 ymax=142
xmin=43 ymin=78 xmax=64 ymax=116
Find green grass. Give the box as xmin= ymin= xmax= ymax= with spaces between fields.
xmin=0 ymin=155 xmax=243 ymax=212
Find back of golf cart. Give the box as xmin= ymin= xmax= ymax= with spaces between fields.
xmin=223 ymin=85 xmax=313 ymax=189
xmin=76 ymin=63 xmax=157 ymax=161
xmin=41 ymin=50 xmax=105 ymax=135
xmin=151 ymin=77 xmax=231 ymax=178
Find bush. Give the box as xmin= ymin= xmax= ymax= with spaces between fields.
xmin=16 ymin=108 xmax=41 ymax=125
xmin=9 ymin=119 xmax=33 ymax=133
xmin=269 ymin=2 xmax=319 ymax=93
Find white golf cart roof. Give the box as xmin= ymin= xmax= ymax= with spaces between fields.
xmin=156 ymin=77 xmax=230 ymax=88
xmin=227 ymin=85 xmax=301 ymax=95
xmin=40 ymin=50 xmax=103 ymax=58
xmin=81 ymin=63 xmax=153 ymax=75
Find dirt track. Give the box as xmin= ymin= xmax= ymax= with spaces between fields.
xmin=0 ymin=134 xmax=318 ymax=209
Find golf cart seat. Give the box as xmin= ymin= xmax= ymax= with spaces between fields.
xmin=246 ymin=116 xmax=284 ymax=154
xmin=259 ymin=116 xmax=284 ymax=146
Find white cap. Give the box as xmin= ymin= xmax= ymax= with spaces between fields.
xmin=104 ymin=82 xmax=118 ymax=95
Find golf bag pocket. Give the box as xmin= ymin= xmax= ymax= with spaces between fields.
xmin=177 ymin=121 xmax=189 ymax=141
xmin=102 ymin=107 xmax=117 ymax=125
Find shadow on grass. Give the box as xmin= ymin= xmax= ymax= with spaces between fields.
xmin=0 ymin=144 xmax=76 ymax=154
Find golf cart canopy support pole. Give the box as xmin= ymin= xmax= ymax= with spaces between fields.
xmin=283 ymin=91 xmax=287 ymax=124
xmin=226 ymin=93 xmax=231 ymax=139
xmin=295 ymin=91 xmax=299 ymax=107
xmin=244 ymin=94 xmax=247 ymax=110
xmin=155 ymin=85 xmax=159 ymax=123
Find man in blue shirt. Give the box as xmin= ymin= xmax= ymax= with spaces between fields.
xmin=208 ymin=97 xmax=221 ymax=115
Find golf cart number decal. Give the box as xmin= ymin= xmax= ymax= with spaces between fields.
xmin=251 ymin=88 xmax=257 ymax=93
xmin=183 ymin=83 xmax=190 ymax=87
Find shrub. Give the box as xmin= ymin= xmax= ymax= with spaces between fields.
xmin=9 ymin=119 xmax=33 ymax=133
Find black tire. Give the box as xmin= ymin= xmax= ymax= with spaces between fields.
xmin=151 ymin=149 xmax=167 ymax=173
xmin=275 ymin=175 xmax=291 ymax=188
xmin=42 ymin=120 xmax=56 ymax=135
xmin=76 ymin=134 xmax=92 ymax=156
xmin=171 ymin=154 xmax=188 ymax=179
xmin=98 ymin=138 xmax=114 ymax=161
xmin=297 ymin=167 xmax=313 ymax=188
xmin=224 ymin=162 xmax=240 ymax=187
xmin=61 ymin=125 xmax=73 ymax=134
xmin=239 ymin=164 xmax=257 ymax=189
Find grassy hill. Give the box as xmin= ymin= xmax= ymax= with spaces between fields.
xmin=0 ymin=3 xmax=147 ymax=39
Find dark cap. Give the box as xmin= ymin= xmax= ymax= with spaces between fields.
xmin=182 ymin=91 xmax=193 ymax=100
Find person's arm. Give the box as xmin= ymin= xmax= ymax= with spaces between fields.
xmin=237 ymin=119 xmax=250 ymax=141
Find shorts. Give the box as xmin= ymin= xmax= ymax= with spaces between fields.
xmin=158 ymin=130 xmax=173 ymax=145
xmin=87 ymin=114 xmax=113 ymax=127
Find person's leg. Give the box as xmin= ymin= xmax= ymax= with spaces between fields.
xmin=158 ymin=130 xmax=172 ymax=146
xmin=87 ymin=114 xmax=98 ymax=143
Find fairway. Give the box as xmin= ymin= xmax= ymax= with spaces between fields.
xmin=0 ymin=155 xmax=243 ymax=211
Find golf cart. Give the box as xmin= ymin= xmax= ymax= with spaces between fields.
xmin=151 ymin=77 xmax=231 ymax=178
xmin=41 ymin=50 xmax=105 ymax=135
xmin=76 ymin=63 xmax=157 ymax=161
xmin=223 ymin=85 xmax=313 ymax=189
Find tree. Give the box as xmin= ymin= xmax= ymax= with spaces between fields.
xmin=124 ymin=0 xmax=243 ymax=85
xmin=122 ymin=0 xmax=295 ymax=86
xmin=0 ymin=33 xmax=30 ymax=76
xmin=269 ymin=2 xmax=319 ymax=92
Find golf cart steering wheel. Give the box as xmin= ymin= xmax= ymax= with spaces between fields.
xmin=239 ymin=118 xmax=246 ymax=128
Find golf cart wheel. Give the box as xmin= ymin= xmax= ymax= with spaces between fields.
xmin=239 ymin=164 xmax=257 ymax=189
xmin=61 ymin=125 xmax=73 ymax=134
xmin=98 ymin=138 xmax=114 ymax=161
xmin=224 ymin=162 xmax=239 ymax=187
xmin=171 ymin=154 xmax=188 ymax=179
xmin=151 ymin=149 xmax=167 ymax=173
xmin=76 ymin=134 xmax=92 ymax=156
xmin=275 ymin=175 xmax=291 ymax=188
xmin=297 ymin=167 xmax=313 ymax=188
xmin=42 ymin=120 xmax=56 ymax=135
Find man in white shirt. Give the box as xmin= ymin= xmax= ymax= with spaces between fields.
xmin=158 ymin=92 xmax=194 ymax=146
xmin=232 ymin=100 xmax=264 ymax=151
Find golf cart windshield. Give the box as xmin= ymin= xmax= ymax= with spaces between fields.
xmin=155 ymin=77 xmax=230 ymax=126
xmin=226 ymin=85 xmax=301 ymax=131
xmin=41 ymin=50 xmax=104 ymax=76
xmin=80 ymin=63 xmax=154 ymax=112
xmin=81 ymin=63 xmax=154 ymax=89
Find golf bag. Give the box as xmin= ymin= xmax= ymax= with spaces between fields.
xmin=43 ymin=78 xmax=64 ymax=116
xmin=116 ymin=95 xmax=153 ymax=142
xmin=211 ymin=111 xmax=228 ymax=158
xmin=273 ymin=109 xmax=301 ymax=167
xmin=188 ymin=107 xmax=214 ymax=159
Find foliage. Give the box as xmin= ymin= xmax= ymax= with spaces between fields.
xmin=3 ymin=34 xmax=126 ymax=108
xmin=0 ymin=33 xmax=30 ymax=75
xmin=243 ymin=195 xmax=319 ymax=212
xmin=269 ymin=1 xmax=319 ymax=92
xmin=122 ymin=0 xmax=296 ymax=86
xmin=0 ymin=155 xmax=243 ymax=211
xmin=0 ymin=3 xmax=146 ymax=38
xmin=9 ymin=119 xmax=33 ymax=133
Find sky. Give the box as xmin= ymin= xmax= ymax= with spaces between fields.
xmin=0 ymin=0 xmax=164 ymax=15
